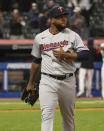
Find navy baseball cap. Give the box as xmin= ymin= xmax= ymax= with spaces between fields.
xmin=49 ymin=6 xmax=69 ymax=18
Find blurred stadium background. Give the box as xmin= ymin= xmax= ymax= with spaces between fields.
xmin=0 ymin=0 xmax=104 ymax=98
xmin=0 ymin=1 xmax=104 ymax=131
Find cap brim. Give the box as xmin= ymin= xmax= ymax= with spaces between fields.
xmin=52 ymin=12 xmax=69 ymax=18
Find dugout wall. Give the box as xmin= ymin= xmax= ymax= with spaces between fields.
xmin=0 ymin=62 xmax=102 ymax=97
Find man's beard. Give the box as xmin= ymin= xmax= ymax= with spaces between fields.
xmin=54 ymin=23 xmax=66 ymax=32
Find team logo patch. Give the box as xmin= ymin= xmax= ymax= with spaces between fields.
xmin=58 ymin=7 xmax=63 ymax=12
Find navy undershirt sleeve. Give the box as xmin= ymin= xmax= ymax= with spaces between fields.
xmin=77 ymin=50 xmax=90 ymax=61
xmin=32 ymin=57 xmax=42 ymax=64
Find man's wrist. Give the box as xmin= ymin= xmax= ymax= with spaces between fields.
xmin=64 ymin=53 xmax=71 ymax=59
xmin=28 ymin=80 xmax=35 ymax=85
xmin=60 ymin=52 xmax=68 ymax=60
xmin=64 ymin=52 xmax=78 ymax=60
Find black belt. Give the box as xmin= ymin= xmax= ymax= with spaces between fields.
xmin=41 ymin=72 xmax=73 ymax=80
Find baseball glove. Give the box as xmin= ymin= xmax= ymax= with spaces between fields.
xmin=21 ymin=86 xmax=39 ymax=106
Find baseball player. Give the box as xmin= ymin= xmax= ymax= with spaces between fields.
xmin=100 ymin=43 xmax=104 ymax=99
xmin=77 ymin=38 xmax=97 ymax=97
xmin=26 ymin=6 xmax=89 ymax=131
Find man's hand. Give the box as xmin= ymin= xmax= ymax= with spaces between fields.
xmin=26 ymin=83 xmax=35 ymax=95
xmin=21 ymin=83 xmax=39 ymax=106
xmin=53 ymin=47 xmax=78 ymax=61
xmin=53 ymin=47 xmax=65 ymax=60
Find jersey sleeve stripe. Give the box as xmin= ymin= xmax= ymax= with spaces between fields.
xmin=77 ymin=50 xmax=90 ymax=61
xmin=32 ymin=55 xmax=42 ymax=64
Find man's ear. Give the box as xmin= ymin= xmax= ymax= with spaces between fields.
xmin=51 ymin=17 xmax=55 ymax=24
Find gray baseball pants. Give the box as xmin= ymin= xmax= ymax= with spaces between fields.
xmin=39 ymin=74 xmax=76 ymax=131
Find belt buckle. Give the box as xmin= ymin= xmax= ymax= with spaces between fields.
xmin=58 ymin=75 xmax=65 ymax=80
xmin=62 ymin=75 xmax=66 ymax=80
xmin=66 ymin=74 xmax=69 ymax=79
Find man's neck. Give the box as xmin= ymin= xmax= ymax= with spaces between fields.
xmin=49 ymin=24 xmax=60 ymax=35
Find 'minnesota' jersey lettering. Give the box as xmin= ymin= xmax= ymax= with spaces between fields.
xmin=40 ymin=40 xmax=68 ymax=51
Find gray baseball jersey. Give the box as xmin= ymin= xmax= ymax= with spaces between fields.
xmin=31 ymin=28 xmax=88 ymax=74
